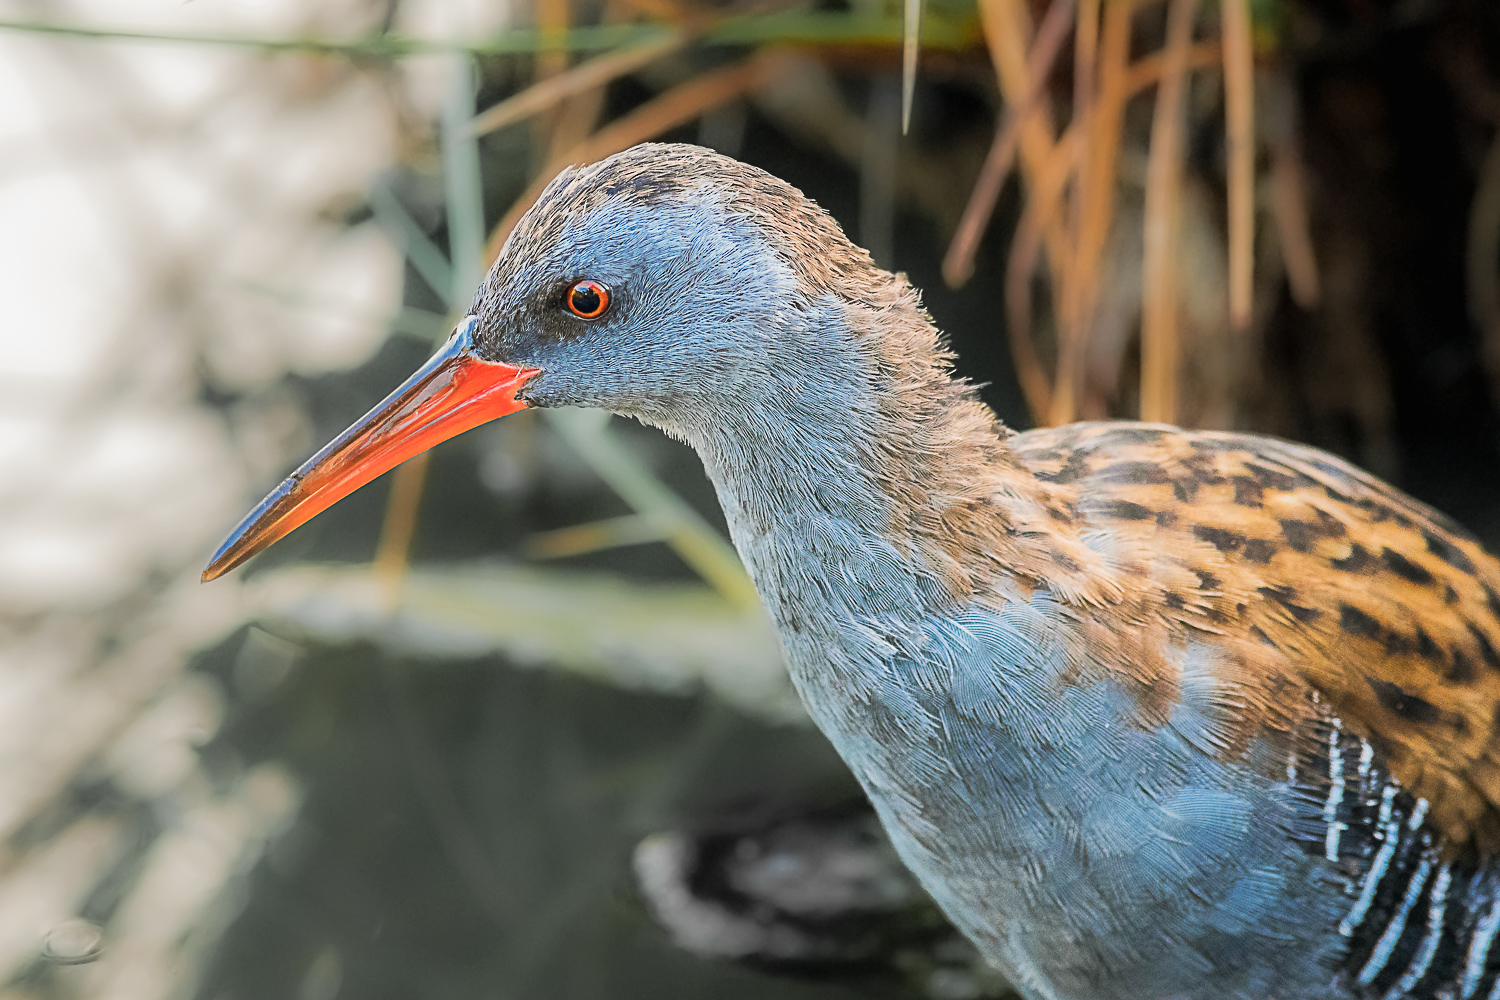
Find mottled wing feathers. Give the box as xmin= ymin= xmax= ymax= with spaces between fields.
xmin=1011 ymin=422 xmax=1500 ymax=851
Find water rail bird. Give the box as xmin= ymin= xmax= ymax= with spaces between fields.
xmin=204 ymin=143 xmax=1500 ymax=1000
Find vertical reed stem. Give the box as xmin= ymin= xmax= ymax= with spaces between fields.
xmin=1052 ymin=0 xmax=1133 ymax=426
xmin=1222 ymin=0 xmax=1255 ymax=332
xmin=1139 ymin=0 xmax=1198 ymax=425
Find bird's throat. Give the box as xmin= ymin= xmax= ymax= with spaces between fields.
xmin=684 ymin=293 xmax=1049 ymax=630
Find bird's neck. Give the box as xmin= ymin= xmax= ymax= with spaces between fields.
xmin=684 ymin=290 xmax=1058 ymax=630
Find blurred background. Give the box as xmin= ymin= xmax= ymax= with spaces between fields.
xmin=2 ymin=0 xmax=1500 ymax=997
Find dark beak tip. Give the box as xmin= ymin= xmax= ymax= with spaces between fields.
xmin=199 ymin=551 xmax=232 ymax=583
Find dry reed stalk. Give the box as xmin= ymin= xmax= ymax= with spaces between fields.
xmin=1006 ymin=125 xmax=1082 ymax=422
xmin=612 ymin=0 xmax=690 ymax=20
xmin=1270 ymin=135 xmax=1321 ymax=309
xmin=1139 ymin=0 xmax=1198 ymax=425
xmin=1055 ymin=33 xmax=1218 ymax=426
xmin=471 ymin=34 xmax=689 ymax=137
xmin=1221 ymin=0 xmax=1254 ymax=332
xmin=1055 ymin=0 xmax=1134 ymax=426
xmin=536 ymin=0 xmax=573 ymax=81
xmin=1071 ymin=0 xmax=1099 ymax=203
xmin=547 ymin=86 xmax=609 ymax=161
xmin=978 ymin=0 xmax=1072 ymax=287
xmin=1122 ymin=39 xmax=1221 ymax=93
xmin=1043 ymin=0 xmax=1097 ymax=427
xmin=485 ymin=50 xmax=790 ymax=264
xmin=902 ymin=0 xmax=921 ymax=133
xmin=942 ymin=0 xmax=1076 ymax=287
xmin=373 ymin=450 xmax=432 ymax=591
xmin=526 ymin=514 xmax=662 ymax=558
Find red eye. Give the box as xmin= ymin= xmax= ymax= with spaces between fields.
xmin=565 ymin=279 xmax=611 ymax=319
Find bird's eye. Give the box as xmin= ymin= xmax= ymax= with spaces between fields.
xmin=565 ymin=279 xmax=611 ymax=320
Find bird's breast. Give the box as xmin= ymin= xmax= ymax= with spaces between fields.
xmin=774 ymin=593 xmax=1362 ymax=1000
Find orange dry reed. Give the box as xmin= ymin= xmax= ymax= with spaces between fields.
xmin=949 ymin=0 xmax=1277 ymax=428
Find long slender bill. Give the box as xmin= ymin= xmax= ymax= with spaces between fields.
xmin=202 ymin=317 xmax=538 ymax=581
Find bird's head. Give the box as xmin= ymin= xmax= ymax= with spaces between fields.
xmin=202 ymin=143 xmax=928 ymax=581
xmin=475 ymin=143 xmax=828 ymax=427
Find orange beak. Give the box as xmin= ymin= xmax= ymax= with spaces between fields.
xmin=202 ymin=317 xmax=539 ymax=582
